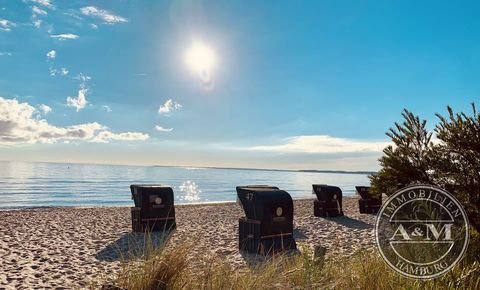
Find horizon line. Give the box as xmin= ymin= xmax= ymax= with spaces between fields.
xmin=0 ymin=159 xmax=376 ymax=175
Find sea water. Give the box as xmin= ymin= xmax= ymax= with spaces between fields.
xmin=0 ymin=161 xmax=371 ymax=208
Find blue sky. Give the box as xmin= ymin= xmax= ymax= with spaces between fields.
xmin=0 ymin=0 xmax=478 ymax=170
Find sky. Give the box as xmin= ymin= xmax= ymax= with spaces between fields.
xmin=0 ymin=0 xmax=479 ymax=171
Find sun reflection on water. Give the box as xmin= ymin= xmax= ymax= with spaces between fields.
xmin=178 ymin=180 xmax=202 ymax=202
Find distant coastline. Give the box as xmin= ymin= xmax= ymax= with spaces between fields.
xmin=0 ymin=160 xmax=376 ymax=175
xmin=297 ymin=169 xmax=376 ymax=175
xmin=154 ymin=165 xmax=376 ymax=175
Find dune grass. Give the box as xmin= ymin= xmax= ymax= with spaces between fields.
xmin=94 ymin=229 xmax=480 ymax=290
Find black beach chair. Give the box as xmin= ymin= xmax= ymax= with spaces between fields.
xmin=130 ymin=184 xmax=176 ymax=232
xmin=236 ymin=185 xmax=296 ymax=255
xmin=356 ymin=186 xmax=382 ymax=214
xmin=312 ymin=184 xmax=344 ymax=217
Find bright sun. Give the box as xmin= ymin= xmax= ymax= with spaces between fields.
xmin=184 ymin=41 xmax=217 ymax=77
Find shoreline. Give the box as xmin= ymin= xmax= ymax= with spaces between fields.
xmin=0 ymin=197 xmax=375 ymax=288
xmin=0 ymin=196 xmax=353 ymax=211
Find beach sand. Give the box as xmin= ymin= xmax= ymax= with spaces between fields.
xmin=0 ymin=198 xmax=377 ymax=289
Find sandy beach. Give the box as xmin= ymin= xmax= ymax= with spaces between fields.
xmin=0 ymin=198 xmax=377 ymax=289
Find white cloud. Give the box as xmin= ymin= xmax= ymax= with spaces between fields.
xmin=90 ymin=23 xmax=98 ymax=29
xmin=0 ymin=52 xmax=12 ymax=56
xmin=158 ymin=99 xmax=182 ymax=114
xmin=38 ymin=104 xmax=52 ymax=115
xmin=32 ymin=6 xmax=47 ymax=16
xmin=429 ymin=135 xmax=443 ymax=145
xmin=0 ymin=97 xmax=149 ymax=144
xmin=60 ymin=67 xmax=68 ymax=75
xmin=50 ymin=33 xmax=79 ymax=40
xmin=66 ymin=74 xmax=90 ymax=110
xmin=92 ymin=131 xmax=149 ymax=143
xmin=33 ymin=19 xmax=42 ymax=28
xmin=248 ymin=135 xmax=389 ymax=154
xmin=73 ymin=73 xmax=91 ymax=82
xmin=0 ymin=19 xmax=15 ymax=32
xmin=66 ymin=88 xmax=88 ymax=112
xmin=31 ymin=0 xmax=54 ymax=9
xmin=31 ymin=5 xmax=47 ymax=28
xmin=46 ymin=50 xmax=56 ymax=59
xmin=80 ymin=6 xmax=128 ymax=24
xmin=49 ymin=67 xmax=68 ymax=76
xmin=155 ymin=125 xmax=173 ymax=132
xmin=46 ymin=50 xmax=69 ymax=77
xmin=102 ymin=105 xmax=112 ymax=112
xmin=63 ymin=11 xmax=83 ymax=21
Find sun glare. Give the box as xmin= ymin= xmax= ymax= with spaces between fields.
xmin=185 ymin=41 xmax=217 ymax=77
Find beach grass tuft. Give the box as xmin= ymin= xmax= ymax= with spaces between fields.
xmin=94 ymin=229 xmax=480 ymax=290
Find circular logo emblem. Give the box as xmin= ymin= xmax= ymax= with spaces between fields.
xmin=276 ymin=207 xmax=283 ymax=216
xmin=375 ymin=185 xmax=469 ymax=279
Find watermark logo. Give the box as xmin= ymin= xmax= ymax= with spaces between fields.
xmin=375 ymin=185 xmax=469 ymax=279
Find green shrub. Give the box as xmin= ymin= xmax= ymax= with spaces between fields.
xmin=369 ymin=104 xmax=480 ymax=233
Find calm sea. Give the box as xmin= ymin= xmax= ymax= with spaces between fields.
xmin=0 ymin=161 xmax=371 ymax=209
